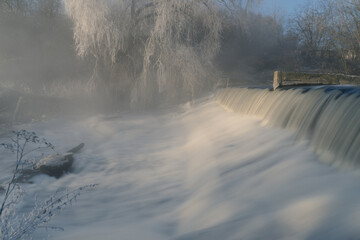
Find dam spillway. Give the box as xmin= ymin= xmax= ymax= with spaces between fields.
xmin=2 ymin=88 xmax=360 ymax=239
xmin=216 ymin=87 xmax=360 ymax=168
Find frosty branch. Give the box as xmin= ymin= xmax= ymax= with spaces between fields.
xmin=0 ymin=130 xmax=96 ymax=240
xmin=64 ymin=0 xmax=262 ymax=107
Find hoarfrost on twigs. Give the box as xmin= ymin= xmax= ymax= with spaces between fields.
xmin=64 ymin=0 xmax=261 ymax=107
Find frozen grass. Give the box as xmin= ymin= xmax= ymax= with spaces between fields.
xmin=0 ymin=130 xmax=95 ymax=240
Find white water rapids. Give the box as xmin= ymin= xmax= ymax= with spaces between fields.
xmin=1 ymin=89 xmax=360 ymax=239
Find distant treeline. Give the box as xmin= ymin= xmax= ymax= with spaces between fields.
xmin=218 ymin=0 xmax=360 ymax=85
xmin=289 ymin=0 xmax=360 ymax=75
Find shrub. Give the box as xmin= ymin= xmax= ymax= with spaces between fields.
xmin=0 ymin=130 xmax=95 ymax=240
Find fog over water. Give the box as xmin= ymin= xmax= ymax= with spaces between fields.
xmin=1 ymin=1 xmax=360 ymax=239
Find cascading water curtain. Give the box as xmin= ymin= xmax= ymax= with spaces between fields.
xmin=216 ymin=87 xmax=360 ymax=169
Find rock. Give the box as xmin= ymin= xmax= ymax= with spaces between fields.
xmin=16 ymin=169 xmax=40 ymax=183
xmin=67 ymin=143 xmax=85 ymax=154
xmin=18 ymin=143 xmax=84 ymax=180
xmin=34 ymin=153 xmax=74 ymax=178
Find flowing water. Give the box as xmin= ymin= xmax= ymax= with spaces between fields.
xmin=217 ymin=87 xmax=360 ymax=169
xmin=1 ymin=89 xmax=360 ymax=239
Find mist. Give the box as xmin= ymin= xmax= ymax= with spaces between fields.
xmin=0 ymin=1 xmax=98 ymax=124
xmin=0 ymin=0 xmax=280 ymax=123
xmin=2 ymin=1 xmax=360 ymax=239
xmin=0 ymin=0 xmax=299 ymax=120
xmin=0 ymin=6 xmax=91 ymax=93
xmin=1 ymin=0 xmax=359 ymax=123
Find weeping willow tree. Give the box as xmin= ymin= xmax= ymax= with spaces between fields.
xmin=64 ymin=0 xmax=261 ymax=107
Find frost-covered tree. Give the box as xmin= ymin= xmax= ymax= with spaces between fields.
xmin=64 ymin=0 xmax=262 ymax=107
xmin=291 ymin=0 xmax=333 ymax=65
xmin=290 ymin=0 xmax=360 ymax=74
xmin=334 ymin=0 xmax=360 ymax=73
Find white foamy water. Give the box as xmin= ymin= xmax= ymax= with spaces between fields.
xmin=217 ymin=87 xmax=360 ymax=168
xmin=1 ymin=96 xmax=360 ymax=239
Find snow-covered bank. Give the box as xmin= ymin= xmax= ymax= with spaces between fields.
xmin=1 ymin=98 xmax=360 ymax=239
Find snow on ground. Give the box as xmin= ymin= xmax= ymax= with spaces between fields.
xmin=1 ymin=97 xmax=360 ymax=239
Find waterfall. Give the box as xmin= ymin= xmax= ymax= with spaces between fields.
xmin=216 ymin=87 xmax=360 ymax=168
